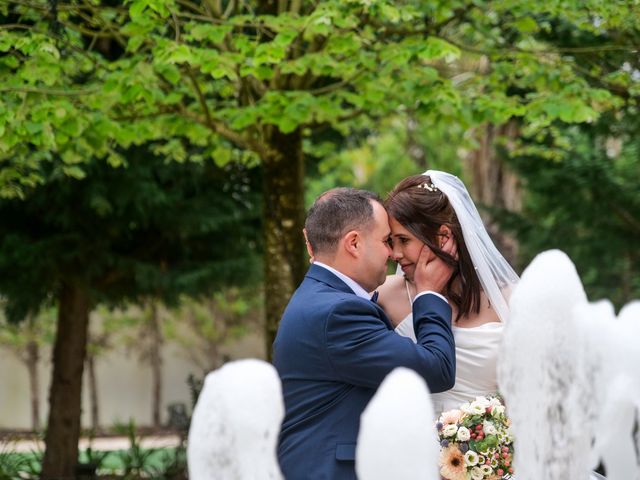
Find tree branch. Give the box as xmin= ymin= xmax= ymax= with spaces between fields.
xmin=175 ymin=0 xmax=207 ymax=16
xmin=0 ymin=86 xmax=100 ymax=96
xmin=185 ymin=65 xmax=215 ymax=129
xmin=7 ymin=0 xmax=125 ymax=13
xmin=309 ymin=70 xmax=365 ymax=95
xmin=170 ymin=7 xmax=182 ymax=42
xmin=223 ymin=0 xmax=237 ymax=19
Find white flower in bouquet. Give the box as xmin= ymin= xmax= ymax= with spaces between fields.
xmin=480 ymin=464 xmax=493 ymax=475
xmin=470 ymin=466 xmax=484 ymax=480
xmin=491 ymin=404 xmax=506 ymax=417
xmin=456 ymin=426 xmax=471 ymax=442
xmin=442 ymin=424 xmax=459 ymax=437
xmin=498 ymin=426 xmax=513 ymax=444
xmin=464 ymin=450 xmax=479 ymax=466
xmin=483 ymin=420 xmax=497 ymax=435
xmin=467 ymin=400 xmax=486 ymax=415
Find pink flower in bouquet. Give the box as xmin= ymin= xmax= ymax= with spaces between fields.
xmin=439 ymin=446 xmax=467 ymax=480
xmin=440 ymin=409 xmax=463 ymax=425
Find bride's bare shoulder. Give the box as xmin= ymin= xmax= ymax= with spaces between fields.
xmin=377 ymin=275 xmax=405 ymax=304
xmin=377 ymin=275 xmax=411 ymax=326
xmin=378 ymin=274 xmax=404 ymax=293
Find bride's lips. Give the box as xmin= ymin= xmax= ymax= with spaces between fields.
xmin=400 ymin=263 xmax=412 ymax=272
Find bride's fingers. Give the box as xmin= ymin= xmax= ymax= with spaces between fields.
xmin=417 ymin=244 xmax=435 ymax=267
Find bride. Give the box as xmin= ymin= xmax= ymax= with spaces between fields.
xmin=378 ymin=170 xmax=519 ymax=414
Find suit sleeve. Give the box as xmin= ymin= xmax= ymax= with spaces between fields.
xmin=325 ymin=294 xmax=455 ymax=393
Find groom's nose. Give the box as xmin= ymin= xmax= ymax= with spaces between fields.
xmin=384 ymin=240 xmax=393 ymax=257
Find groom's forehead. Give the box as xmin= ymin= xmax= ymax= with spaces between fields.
xmin=371 ymin=202 xmax=391 ymax=233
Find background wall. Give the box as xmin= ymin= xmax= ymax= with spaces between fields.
xmin=0 ymin=332 xmax=264 ymax=431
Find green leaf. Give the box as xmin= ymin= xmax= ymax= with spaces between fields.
xmin=229 ymin=109 xmax=258 ymax=130
xmin=127 ymin=35 xmax=146 ymax=53
xmin=513 ymin=16 xmax=540 ymax=34
xmin=380 ymin=4 xmax=401 ymax=23
xmin=62 ymin=165 xmax=86 ymax=179
xmin=485 ymin=434 xmax=499 ymax=447
xmin=273 ymin=29 xmax=299 ymax=48
xmin=187 ymin=24 xmax=232 ymax=44
xmin=61 ymin=149 xmax=83 ymax=165
xmin=155 ymin=63 xmax=181 ymax=85
xmin=277 ymin=117 xmax=298 ymax=134
xmin=418 ymin=37 xmax=461 ymax=62
xmin=211 ymin=146 xmax=232 ymax=166
xmin=164 ymin=44 xmax=195 ymax=65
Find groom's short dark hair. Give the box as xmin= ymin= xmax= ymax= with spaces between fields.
xmin=305 ymin=188 xmax=381 ymax=256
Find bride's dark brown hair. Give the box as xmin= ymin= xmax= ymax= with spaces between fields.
xmin=385 ymin=174 xmax=481 ymax=320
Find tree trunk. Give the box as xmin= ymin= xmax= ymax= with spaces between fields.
xmin=41 ymin=282 xmax=91 ymax=480
xmin=463 ymin=121 xmax=522 ymax=267
xmin=25 ymin=340 xmax=40 ymax=431
xmin=149 ymin=303 xmax=163 ymax=428
xmin=87 ymin=353 xmax=99 ymax=433
xmin=263 ymin=127 xmax=306 ymax=359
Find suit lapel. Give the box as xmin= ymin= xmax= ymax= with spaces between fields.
xmin=305 ymin=264 xmax=394 ymax=330
xmin=305 ymin=264 xmax=355 ymax=295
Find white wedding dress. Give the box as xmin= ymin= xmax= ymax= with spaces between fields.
xmin=395 ymin=311 xmax=503 ymax=415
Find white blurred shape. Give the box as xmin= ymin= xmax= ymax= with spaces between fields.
xmin=585 ymin=301 xmax=640 ymax=480
xmin=356 ymin=367 xmax=439 ymax=480
xmin=187 ymin=359 xmax=284 ymax=480
xmin=498 ymin=250 xmax=593 ymax=480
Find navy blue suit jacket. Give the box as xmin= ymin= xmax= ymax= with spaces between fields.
xmin=273 ymin=264 xmax=455 ymax=479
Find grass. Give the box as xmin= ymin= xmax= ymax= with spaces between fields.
xmin=0 ymin=445 xmax=187 ymax=479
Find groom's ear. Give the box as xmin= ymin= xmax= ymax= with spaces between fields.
xmin=342 ymin=230 xmax=361 ymax=258
xmin=303 ymin=228 xmax=314 ymax=259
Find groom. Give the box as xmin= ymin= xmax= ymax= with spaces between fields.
xmin=273 ymin=188 xmax=456 ymax=479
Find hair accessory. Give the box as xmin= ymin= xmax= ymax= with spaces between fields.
xmin=419 ymin=182 xmax=439 ymax=192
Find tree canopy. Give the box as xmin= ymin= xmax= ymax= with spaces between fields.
xmin=0 ymin=147 xmax=261 ymax=478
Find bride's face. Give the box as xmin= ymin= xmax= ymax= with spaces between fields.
xmin=388 ymin=216 xmax=426 ymax=282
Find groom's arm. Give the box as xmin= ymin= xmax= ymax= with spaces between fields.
xmin=325 ymin=295 xmax=455 ymax=393
xmin=412 ymin=292 xmax=456 ymax=384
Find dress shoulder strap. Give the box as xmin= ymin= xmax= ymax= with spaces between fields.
xmin=404 ymin=278 xmax=413 ymax=307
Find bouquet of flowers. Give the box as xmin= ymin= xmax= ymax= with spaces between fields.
xmin=436 ymin=396 xmax=514 ymax=480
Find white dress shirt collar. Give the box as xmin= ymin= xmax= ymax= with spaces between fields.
xmin=313 ymin=261 xmax=371 ymax=300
